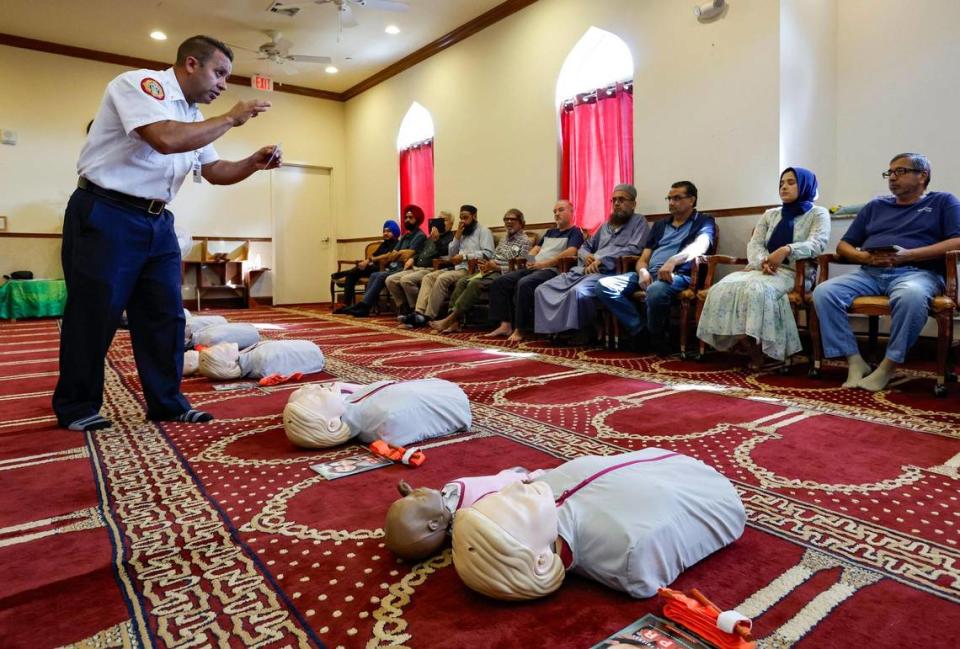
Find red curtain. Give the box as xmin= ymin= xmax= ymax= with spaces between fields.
xmin=560 ymin=82 xmax=634 ymax=232
xmin=399 ymin=140 xmax=435 ymax=232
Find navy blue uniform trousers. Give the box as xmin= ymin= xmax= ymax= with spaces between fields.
xmin=52 ymin=188 xmax=190 ymax=425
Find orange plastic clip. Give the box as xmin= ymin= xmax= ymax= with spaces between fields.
xmin=194 ymin=344 xmax=208 ymax=352
xmin=258 ymin=372 xmax=304 ymax=387
xmin=368 ymin=440 xmax=426 ymax=466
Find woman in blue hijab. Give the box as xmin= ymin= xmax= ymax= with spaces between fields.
xmin=697 ymin=167 xmax=831 ymax=369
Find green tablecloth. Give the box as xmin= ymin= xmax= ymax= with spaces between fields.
xmin=0 ymin=279 xmax=67 ymax=319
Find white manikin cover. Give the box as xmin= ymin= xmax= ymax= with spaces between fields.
xmin=183 ymin=350 xmax=199 ymax=376
xmin=238 ymin=340 xmax=325 ymax=379
xmin=192 ymin=323 xmax=259 ymax=350
xmin=343 ymin=378 xmax=472 ymax=447
xmin=537 ymin=448 xmax=746 ymax=599
xmin=198 ymin=342 xmax=243 ymax=379
xmin=184 ymin=315 xmax=228 ymax=345
xmin=283 ymin=383 xmax=353 ymax=448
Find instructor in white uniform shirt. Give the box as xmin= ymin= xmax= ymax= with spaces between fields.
xmin=53 ymin=35 xmax=280 ymax=432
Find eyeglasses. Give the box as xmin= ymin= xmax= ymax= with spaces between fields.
xmin=881 ymin=167 xmax=922 ymax=179
xmin=665 ymin=195 xmax=690 ymax=202
xmin=502 ymin=217 xmax=520 ymax=223
xmin=610 ymin=196 xmax=635 ymax=204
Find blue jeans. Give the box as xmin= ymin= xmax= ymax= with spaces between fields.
xmin=359 ymin=270 xmax=393 ymax=307
xmin=597 ymin=272 xmax=691 ymax=337
xmin=812 ymin=265 xmax=944 ymax=363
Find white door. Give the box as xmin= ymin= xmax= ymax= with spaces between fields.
xmin=271 ymin=165 xmax=334 ymax=305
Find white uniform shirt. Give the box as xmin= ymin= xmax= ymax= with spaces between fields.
xmin=78 ymin=67 xmax=219 ymax=202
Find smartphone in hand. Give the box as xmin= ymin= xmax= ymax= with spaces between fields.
xmin=264 ymin=143 xmax=282 ymax=168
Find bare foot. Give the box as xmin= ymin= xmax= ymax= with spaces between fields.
xmin=506 ymin=330 xmax=526 ymax=343
xmin=842 ymin=354 xmax=871 ymax=388
xmin=484 ymin=324 xmax=513 ymax=338
xmin=429 ymin=317 xmax=450 ymax=332
xmin=442 ymin=322 xmax=462 ymax=334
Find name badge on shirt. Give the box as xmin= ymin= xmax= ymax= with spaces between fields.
xmin=193 ymin=154 xmax=202 ymax=184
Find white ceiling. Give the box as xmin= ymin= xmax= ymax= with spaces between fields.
xmin=0 ymin=0 xmax=509 ymax=93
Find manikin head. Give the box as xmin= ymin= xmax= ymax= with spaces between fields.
xmin=183 ymin=349 xmax=200 ymax=376
xmin=198 ymin=342 xmax=242 ymax=379
xmin=283 ymin=383 xmax=353 ymax=448
xmin=384 ymin=480 xmax=452 ymax=561
xmin=451 ymin=480 xmax=564 ymax=601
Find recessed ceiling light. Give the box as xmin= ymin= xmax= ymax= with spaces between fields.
xmin=385 ymin=25 xmax=400 ymax=35
xmin=325 ymin=66 xmax=339 ymax=74
xmin=149 ymin=31 xmax=167 ymax=41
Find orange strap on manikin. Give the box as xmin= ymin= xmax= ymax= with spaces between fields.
xmin=658 ymin=588 xmax=755 ymax=649
xmin=368 ymin=440 xmax=426 ymax=466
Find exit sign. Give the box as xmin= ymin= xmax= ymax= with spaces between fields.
xmin=252 ymin=75 xmax=274 ymax=92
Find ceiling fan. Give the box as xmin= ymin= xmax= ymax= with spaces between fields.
xmin=268 ymin=0 xmax=409 ymax=29
xmin=232 ymin=30 xmax=331 ymax=74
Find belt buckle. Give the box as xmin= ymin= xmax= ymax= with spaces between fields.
xmin=147 ymin=200 xmax=164 ymax=215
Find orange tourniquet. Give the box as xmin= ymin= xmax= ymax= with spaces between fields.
xmin=258 ymin=372 xmax=303 ymax=386
xmin=368 ymin=440 xmax=426 ymax=466
xmin=194 ymin=345 xmax=208 ymax=352
xmin=658 ymin=588 xmax=755 ymax=649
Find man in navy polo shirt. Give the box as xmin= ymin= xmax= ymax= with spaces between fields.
xmin=813 ymin=153 xmax=960 ymax=391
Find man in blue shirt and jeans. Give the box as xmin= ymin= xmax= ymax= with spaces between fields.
xmin=597 ymin=181 xmax=716 ymax=354
xmin=813 ymin=153 xmax=960 ymax=391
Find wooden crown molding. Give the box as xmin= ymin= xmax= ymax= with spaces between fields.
xmin=0 ymin=1 xmax=538 ymax=104
xmin=0 ymin=32 xmax=339 ymax=102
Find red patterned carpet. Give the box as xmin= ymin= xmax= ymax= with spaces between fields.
xmin=1 ymin=307 xmax=958 ymax=648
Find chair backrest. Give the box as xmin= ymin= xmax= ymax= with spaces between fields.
xmin=364 ymin=240 xmax=383 ymax=258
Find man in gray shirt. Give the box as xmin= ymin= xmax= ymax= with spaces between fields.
xmin=404 ymin=205 xmax=495 ymax=328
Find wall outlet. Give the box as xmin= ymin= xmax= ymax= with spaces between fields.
xmin=0 ymin=215 xmax=7 ymax=231
xmin=1 ymin=130 xmax=16 ymax=145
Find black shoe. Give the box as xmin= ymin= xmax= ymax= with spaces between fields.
xmin=407 ymin=313 xmax=428 ymax=328
xmin=333 ymin=304 xmax=352 ymax=314
xmin=350 ymin=303 xmax=371 ymax=317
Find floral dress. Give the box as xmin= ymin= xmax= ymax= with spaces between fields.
xmin=696 ymin=206 xmax=830 ymax=360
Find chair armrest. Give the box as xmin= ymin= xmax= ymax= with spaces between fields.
xmin=336 ymin=259 xmax=361 ymax=272
xmin=791 ymin=258 xmax=816 ymax=296
xmin=945 ymin=250 xmax=960 ymax=302
xmin=377 ymin=258 xmax=388 ymax=270
xmin=432 ymin=257 xmax=454 ymax=270
xmin=617 ymin=255 xmax=640 ymax=274
xmin=814 ymin=253 xmax=846 ymax=285
xmin=702 ymin=255 xmax=749 ymax=291
xmin=509 ymin=258 xmax=528 ymax=271
xmin=556 ymin=256 xmax=579 ymax=273
xmin=467 ymin=259 xmax=479 ymax=274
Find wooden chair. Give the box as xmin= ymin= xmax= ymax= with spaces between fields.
xmin=693 ymin=256 xmax=812 ymax=366
xmin=807 ymin=251 xmax=959 ymax=396
xmin=330 ymin=241 xmax=384 ymax=310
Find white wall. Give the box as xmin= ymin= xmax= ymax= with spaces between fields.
xmin=342 ymin=0 xmax=782 ymax=238
xmin=836 ymin=0 xmax=960 ymax=204
xmin=0 ymin=44 xmax=346 ymax=290
xmin=780 ymin=0 xmax=838 ymax=205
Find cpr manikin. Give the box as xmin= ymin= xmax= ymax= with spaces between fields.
xmin=384 ymin=467 xmax=544 ymax=561
xmin=284 ymin=379 xmax=471 ymax=450
xmin=451 ymin=449 xmax=746 ymax=601
xmin=184 ymin=315 xmax=229 ymax=346
xmin=195 ymin=340 xmax=325 ymax=380
xmin=190 ymin=322 xmax=259 ymax=350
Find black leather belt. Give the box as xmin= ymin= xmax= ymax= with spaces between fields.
xmin=77 ymin=177 xmax=166 ymax=215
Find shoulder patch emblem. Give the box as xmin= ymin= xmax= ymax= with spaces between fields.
xmin=140 ymin=77 xmax=165 ymax=100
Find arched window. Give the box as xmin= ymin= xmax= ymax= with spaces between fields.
xmin=398 ymin=102 xmax=435 ymax=230
xmin=557 ymin=28 xmax=634 ymax=231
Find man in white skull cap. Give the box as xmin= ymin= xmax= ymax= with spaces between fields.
xmin=284 ymin=379 xmax=471 ymax=449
